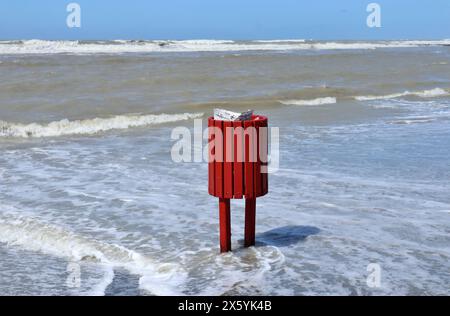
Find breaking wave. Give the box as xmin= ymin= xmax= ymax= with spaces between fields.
xmin=253 ymin=39 xmax=306 ymax=43
xmin=278 ymin=88 xmax=448 ymax=106
xmin=354 ymin=88 xmax=448 ymax=101
xmin=1 ymin=39 xmax=450 ymax=55
xmin=0 ymin=112 xmax=203 ymax=138
xmin=0 ymin=211 xmax=187 ymax=295
xmin=279 ymin=97 xmax=337 ymax=106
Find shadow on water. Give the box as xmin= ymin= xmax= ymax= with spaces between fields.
xmin=256 ymin=225 xmax=320 ymax=247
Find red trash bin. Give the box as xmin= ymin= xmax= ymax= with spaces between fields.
xmin=208 ymin=115 xmax=269 ymax=252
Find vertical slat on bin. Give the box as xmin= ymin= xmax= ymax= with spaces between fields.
xmin=244 ymin=120 xmax=254 ymax=198
xmin=223 ymin=121 xmax=233 ymax=198
xmin=219 ymin=198 xmax=231 ymax=252
xmin=261 ymin=118 xmax=268 ymax=195
xmin=215 ymin=120 xmax=224 ymax=198
xmin=244 ymin=198 xmax=256 ymax=247
xmin=233 ymin=121 xmax=244 ymax=199
xmin=254 ymin=119 xmax=262 ymax=197
xmin=208 ymin=117 xmax=215 ymax=196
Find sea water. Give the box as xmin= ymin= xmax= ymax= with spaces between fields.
xmin=0 ymin=40 xmax=449 ymax=295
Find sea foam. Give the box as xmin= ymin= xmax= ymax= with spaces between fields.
xmin=354 ymin=88 xmax=448 ymax=101
xmin=0 ymin=211 xmax=187 ymax=295
xmin=279 ymin=97 xmax=337 ymax=106
xmin=0 ymin=112 xmax=203 ymax=138
xmin=1 ymin=39 xmax=450 ymax=55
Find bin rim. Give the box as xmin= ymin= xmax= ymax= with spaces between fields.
xmin=208 ymin=115 xmax=267 ymax=122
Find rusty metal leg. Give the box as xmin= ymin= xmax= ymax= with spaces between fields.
xmin=219 ymin=198 xmax=231 ymax=252
xmin=244 ymin=198 xmax=256 ymax=247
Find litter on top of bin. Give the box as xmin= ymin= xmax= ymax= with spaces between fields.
xmin=214 ymin=108 xmax=253 ymax=121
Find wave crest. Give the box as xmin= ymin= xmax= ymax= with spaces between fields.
xmin=0 ymin=211 xmax=187 ymax=295
xmin=355 ymin=88 xmax=448 ymax=101
xmin=1 ymin=39 xmax=450 ymax=55
xmin=0 ymin=112 xmax=203 ymax=138
xmin=279 ymin=97 xmax=337 ymax=106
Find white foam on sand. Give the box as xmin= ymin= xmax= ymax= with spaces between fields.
xmin=0 ymin=112 xmax=203 ymax=138
xmin=279 ymin=97 xmax=337 ymax=106
xmin=355 ymin=88 xmax=448 ymax=101
xmin=1 ymin=39 xmax=450 ymax=55
xmin=0 ymin=211 xmax=187 ymax=296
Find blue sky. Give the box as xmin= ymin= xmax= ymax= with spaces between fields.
xmin=0 ymin=0 xmax=449 ymax=40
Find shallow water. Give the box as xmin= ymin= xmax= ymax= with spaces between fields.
xmin=0 ymin=40 xmax=449 ymax=295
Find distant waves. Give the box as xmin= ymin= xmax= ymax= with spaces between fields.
xmin=1 ymin=39 xmax=450 ymax=54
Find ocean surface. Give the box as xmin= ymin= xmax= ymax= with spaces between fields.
xmin=0 ymin=40 xmax=449 ymax=295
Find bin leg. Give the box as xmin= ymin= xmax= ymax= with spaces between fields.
xmin=219 ymin=198 xmax=231 ymax=252
xmin=244 ymin=198 xmax=256 ymax=247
